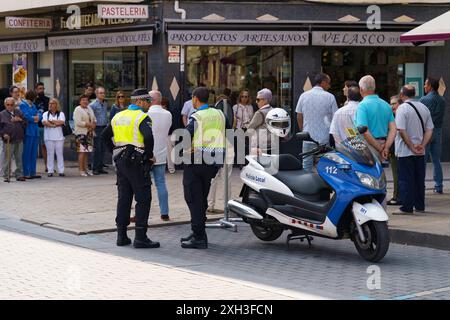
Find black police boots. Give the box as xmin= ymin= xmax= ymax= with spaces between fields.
xmin=133 ymin=227 xmax=160 ymax=249
xmin=116 ymin=227 xmax=131 ymax=246
xmin=181 ymin=233 xmax=208 ymax=249
xmin=180 ymin=233 xmax=208 ymax=243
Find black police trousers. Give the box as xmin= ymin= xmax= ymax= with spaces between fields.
xmin=183 ymin=164 xmax=219 ymax=236
xmin=115 ymin=157 xmax=152 ymax=228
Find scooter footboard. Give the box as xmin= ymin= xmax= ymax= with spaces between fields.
xmin=352 ymin=200 xmax=389 ymax=226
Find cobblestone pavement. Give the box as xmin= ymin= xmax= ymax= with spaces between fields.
xmin=1 ymin=216 xmax=449 ymax=300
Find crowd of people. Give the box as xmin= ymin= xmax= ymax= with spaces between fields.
xmin=303 ymin=73 xmax=445 ymax=215
xmin=0 ymin=73 xmax=446 ymax=220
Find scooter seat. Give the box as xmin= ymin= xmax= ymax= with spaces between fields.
xmin=274 ymin=170 xmax=329 ymax=196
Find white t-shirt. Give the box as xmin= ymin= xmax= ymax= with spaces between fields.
xmin=329 ymin=101 xmax=359 ymax=143
xmin=43 ymin=111 xmax=65 ymax=141
xmin=181 ymin=100 xmax=195 ymax=122
xmin=148 ymin=105 xmax=172 ymax=165
xmin=395 ymin=99 xmax=434 ymax=158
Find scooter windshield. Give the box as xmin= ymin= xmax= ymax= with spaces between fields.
xmin=335 ymin=135 xmax=378 ymax=167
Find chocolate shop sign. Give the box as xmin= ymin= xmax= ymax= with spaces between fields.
xmin=168 ymin=30 xmax=309 ymax=46
xmin=312 ymin=31 xmax=443 ymax=47
xmin=48 ymin=30 xmax=153 ymax=50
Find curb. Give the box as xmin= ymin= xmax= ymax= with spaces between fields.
xmin=20 ymin=215 xmax=223 ymax=236
xmin=389 ymin=228 xmax=450 ymax=251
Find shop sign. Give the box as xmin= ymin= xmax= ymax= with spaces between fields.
xmin=48 ymin=30 xmax=153 ymax=50
xmin=6 ymin=16 xmax=52 ymax=29
xmin=0 ymin=38 xmax=46 ymax=54
xmin=168 ymin=45 xmax=180 ymax=63
xmin=97 ymin=5 xmax=149 ymax=19
xmin=312 ymin=31 xmax=444 ymax=46
xmin=168 ymin=30 xmax=309 ymax=46
xmin=12 ymin=53 xmax=27 ymax=97
xmin=59 ymin=13 xmax=134 ymax=30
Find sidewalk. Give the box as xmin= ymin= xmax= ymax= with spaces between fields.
xmin=1 ymin=159 xmax=449 ymax=250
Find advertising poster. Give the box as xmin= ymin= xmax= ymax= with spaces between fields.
xmin=12 ymin=53 xmax=27 ymax=97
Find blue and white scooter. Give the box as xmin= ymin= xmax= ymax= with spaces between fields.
xmin=228 ymin=110 xmax=390 ymax=262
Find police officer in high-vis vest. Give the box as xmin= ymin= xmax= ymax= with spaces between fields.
xmin=102 ymin=89 xmax=160 ymax=249
xmin=181 ymin=87 xmax=229 ymax=249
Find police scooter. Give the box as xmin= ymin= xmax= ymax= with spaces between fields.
xmin=228 ymin=108 xmax=390 ymax=262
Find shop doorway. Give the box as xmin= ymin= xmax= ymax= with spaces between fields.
xmin=186 ymin=46 xmax=293 ymax=113
xmin=322 ymin=47 xmax=426 ymax=106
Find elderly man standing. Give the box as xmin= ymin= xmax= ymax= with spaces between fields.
xmin=0 ymin=97 xmax=27 ymax=182
xmin=90 ymin=86 xmax=108 ymax=175
xmin=296 ymin=73 xmax=338 ymax=171
xmin=148 ymin=90 xmax=173 ymax=221
xmin=420 ymin=77 xmax=446 ymax=194
xmin=247 ymin=88 xmax=274 ymax=154
xmin=394 ymin=85 xmax=434 ymax=215
xmin=355 ymin=75 xmax=396 ymax=160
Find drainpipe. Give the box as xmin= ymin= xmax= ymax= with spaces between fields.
xmin=174 ymin=1 xmax=186 ymax=105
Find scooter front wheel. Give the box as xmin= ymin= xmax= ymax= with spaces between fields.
xmin=250 ymin=224 xmax=284 ymax=241
xmin=353 ymin=221 xmax=390 ymax=262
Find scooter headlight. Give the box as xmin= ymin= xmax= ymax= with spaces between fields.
xmin=323 ymin=153 xmax=350 ymax=165
xmin=356 ymin=171 xmax=384 ymax=190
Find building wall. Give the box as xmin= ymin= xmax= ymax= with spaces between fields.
xmin=427 ymin=42 xmax=450 ymax=161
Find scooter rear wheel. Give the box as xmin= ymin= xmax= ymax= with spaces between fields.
xmin=354 ymin=221 xmax=390 ymax=262
xmin=250 ymin=224 xmax=284 ymax=241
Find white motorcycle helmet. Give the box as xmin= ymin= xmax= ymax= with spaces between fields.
xmin=265 ymin=108 xmax=291 ymax=138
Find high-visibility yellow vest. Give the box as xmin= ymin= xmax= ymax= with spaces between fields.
xmin=191 ymin=107 xmax=226 ymax=152
xmin=111 ymin=109 xmax=148 ymax=148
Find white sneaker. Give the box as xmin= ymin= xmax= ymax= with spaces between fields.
xmin=86 ymin=170 xmax=94 ymax=176
xmin=80 ymin=171 xmax=88 ymax=177
xmin=169 ymin=169 xmax=176 ymax=174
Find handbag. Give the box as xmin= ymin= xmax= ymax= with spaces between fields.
xmin=55 ymin=111 xmax=73 ymax=136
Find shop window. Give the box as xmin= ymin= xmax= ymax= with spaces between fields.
xmin=68 ymin=47 xmax=148 ymax=118
xmin=322 ymin=47 xmax=425 ymax=106
xmin=0 ymin=55 xmax=12 ymax=90
xmin=186 ymin=46 xmax=293 ymax=113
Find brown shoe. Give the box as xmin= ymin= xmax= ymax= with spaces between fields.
xmin=130 ymin=216 xmax=137 ymax=223
xmin=161 ymin=215 xmax=170 ymax=221
xmin=16 ymin=177 xmax=26 ymax=182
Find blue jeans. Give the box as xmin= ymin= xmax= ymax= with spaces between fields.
xmin=398 ymin=156 xmax=426 ymax=212
xmin=151 ymin=164 xmax=169 ymax=216
xmin=302 ymin=141 xmax=316 ymax=171
xmin=425 ymin=127 xmax=443 ymax=192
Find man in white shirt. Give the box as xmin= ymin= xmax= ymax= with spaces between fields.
xmin=148 ymin=90 xmax=173 ymax=221
xmin=394 ymin=85 xmax=434 ymax=215
xmin=330 ymin=85 xmax=361 ymax=144
xmin=296 ymin=73 xmax=338 ymax=171
xmin=181 ymin=99 xmax=195 ymax=127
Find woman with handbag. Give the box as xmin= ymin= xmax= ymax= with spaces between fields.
xmin=73 ymin=94 xmax=96 ymax=177
xmin=42 ymin=98 xmax=65 ymax=177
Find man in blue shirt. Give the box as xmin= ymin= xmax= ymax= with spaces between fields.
xmin=355 ymin=75 xmax=396 ymax=160
xmin=420 ymin=77 xmax=446 ymax=194
xmin=89 ymin=86 xmax=109 ymax=175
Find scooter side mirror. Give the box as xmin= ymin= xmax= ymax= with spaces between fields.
xmin=296 ymin=132 xmax=312 ymax=141
xmin=357 ymin=126 xmax=368 ymax=135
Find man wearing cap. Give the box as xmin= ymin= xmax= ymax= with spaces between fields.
xmin=102 ymin=89 xmax=160 ymax=249
xmin=180 ymin=86 xmax=229 ymax=249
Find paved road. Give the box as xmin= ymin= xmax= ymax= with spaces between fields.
xmin=1 ymin=216 xmax=449 ymax=300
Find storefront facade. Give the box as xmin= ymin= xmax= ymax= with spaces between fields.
xmin=161 ymin=0 xmax=450 ymax=159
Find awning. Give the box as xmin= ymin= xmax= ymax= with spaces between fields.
xmin=400 ymin=11 xmax=450 ymax=42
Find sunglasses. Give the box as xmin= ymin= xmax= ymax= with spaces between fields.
xmin=118 ymin=96 xmax=125 ymax=98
